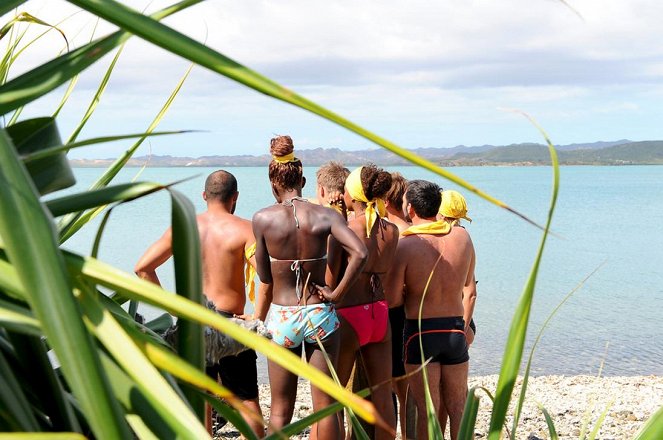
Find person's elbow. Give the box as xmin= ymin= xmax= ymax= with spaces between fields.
xmin=354 ymin=243 xmax=369 ymax=265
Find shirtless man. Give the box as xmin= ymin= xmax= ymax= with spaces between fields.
xmin=384 ymin=180 xmax=476 ymax=440
xmin=134 ymin=170 xmax=265 ymax=437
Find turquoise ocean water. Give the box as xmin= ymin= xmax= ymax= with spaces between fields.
xmin=59 ymin=165 xmax=663 ymax=378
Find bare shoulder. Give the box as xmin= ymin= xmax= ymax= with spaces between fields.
xmin=252 ymin=206 xmax=277 ymax=226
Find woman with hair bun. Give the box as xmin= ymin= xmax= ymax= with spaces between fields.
xmin=326 ymin=164 xmax=400 ymax=439
xmin=252 ymin=135 xmax=367 ymax=439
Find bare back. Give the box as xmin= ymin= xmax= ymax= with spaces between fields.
xmin=197 ymin=212 xmax=254 ymax=314
xmin=397 ymin=227 xmax=475 ymax=319
xmin=337 ymin=216 xmax=399 ymax=308
xmin=253 ymin=200 xmax=339 ymax=306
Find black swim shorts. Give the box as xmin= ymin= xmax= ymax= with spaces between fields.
xmin=389 ymin=305 xmax=406 ymax=377
xmin=206 ymin=349 xmax=259 ymax=400
xmin=403 ymin=316 xmax=469 ymax=365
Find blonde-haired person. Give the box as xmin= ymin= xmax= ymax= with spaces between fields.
xmin=315 ymin=161 xmax=351 ymax=218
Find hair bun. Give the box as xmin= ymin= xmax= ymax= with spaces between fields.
xmin=361 ymin=164 xmax=392 ymax=200
xmin=270 ymin=135 xmax=294 ymax=157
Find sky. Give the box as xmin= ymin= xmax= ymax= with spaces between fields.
xmin=4 ymin=0 xmax=663 ymax=158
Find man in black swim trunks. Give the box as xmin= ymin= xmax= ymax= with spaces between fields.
xmin=135 ymin=170 xmax=266 ymax=436
xmin=385 ymin=180 xmax=477 ymax=440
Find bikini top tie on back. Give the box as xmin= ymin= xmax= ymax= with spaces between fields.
xmin=271 ymin=196 xmax=327 ymax=302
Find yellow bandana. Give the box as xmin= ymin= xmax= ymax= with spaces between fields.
xmin=439 ymin=190 xmax=472 ymax=222
xmin=346 ymin=167 xmax=386 ymax=238
xmin=244 ymin=242 xmax=257 ymax=303
xmin=272 ymin=152 xmax=299 ymax=164
xmin=401 ymin=220 xmax=452 ymax=236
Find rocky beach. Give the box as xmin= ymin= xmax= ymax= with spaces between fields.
xmin=216 ymin=375 xmax=662 ymax=439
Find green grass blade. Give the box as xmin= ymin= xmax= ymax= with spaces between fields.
xmin=66 ymin=44 xmax=124 ymax=143
xmin=77 ymin=285 xmax=210 ymax=439
xmin=65 ymin=0 xmax=541 ymax=228
xmin=458 ymin=387 xmax=481 ymax=440
xmin=510 ymin=264 xmax=604 ymax=438
xmin=588 ymin=400 xmax=613 ymax=440
xmin=22 ymin=130 xmax=190 ymax=163
xmin=487 ymin=114 xmax=560 ymax=440
xmin=0 ymin=130 xmax=131 ymax=438
xmin=535 ymin=401 xmax=558 ymax=440
xmin=168 ymin=188 xmax=205 ymax=420
xmin=62 ymin=251 xmax=379 ymax=424
xmin=46 ymin=182 xmax=165 ymax=217
xmin=0 ymin=434 xmax=86 ymax=440
xmin=634 ymin=406 xmax=663 ymax=440
xmin=0 ymin=0 xmax=203 ymax=115
xmin=57 ymin=64 xmax=194 ymax=242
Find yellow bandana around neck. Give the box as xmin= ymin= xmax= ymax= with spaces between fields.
xmin=272 ymin=151 xmax=299 ymax=164
xmin=401 ymin=220 xmax=452 ymax=236
xmin=346 ymin=167 xmax=386 ymax=238
xmin=244 ymin=242 xmax=257 ymax=303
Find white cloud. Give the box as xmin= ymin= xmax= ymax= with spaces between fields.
xmin=3 ymin=0 xmax=663 ymax=156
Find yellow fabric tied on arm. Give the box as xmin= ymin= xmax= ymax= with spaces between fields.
xmin=244 ymin=242 xmax=257 ymax=303
xmin=271 ymin=152 xmax=298 ymax=164
xmin=401 ymin=220 xmax=452 ymax=236
xmin=346 ymin=167 xmax=387 ymax=238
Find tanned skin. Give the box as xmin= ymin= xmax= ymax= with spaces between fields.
xmin=384 ymin=197 xmax=476 ymax=440
xmin=326 ymin=190 xmax=400 ymax=440
xmin=252 ymin=177 xmax=367 ymax=440
xmin=135 ymin=184 xmax=267 ymax=437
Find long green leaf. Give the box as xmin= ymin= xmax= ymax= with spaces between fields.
xmin=77 ymin=284 xmax=210 ymax=439
xmin=57 ymin=64 xmax=194 ymax=243
xmin=65 ymin=0 xmax=542 ymax=229
xmin=195 ymin=389 xmax=259 ymax=440
xmin=66 ymin=44 xmax=124 ymax=143
xmin=0 ymin=298 xmax=40 ymax=336
xmin=634 ymin=405 xmax=663 ymax=440
xmin=0 ymin=130 xmax=130 ymax=438
xmin=0 ymin=434 xmax=86 ymax=440
xmin=22 ymin=130 xmax=190 ymax=163
xmin=588 ymin=401 xmax=613 ymax=440
xmin=535 ymin=402 xmax=558 ymax=440
xmin=168 ymin=188 xmax=204 ymax=420
xmin=62 ymin=250 xmax=378 ymax=424
xmin=458 ymin=387 xmax=481 ymax=440
xmin=510 ymin=264 xmax=604 ymax=438
xmin=46 ymin=182 xmax=165 ymax=217
xmin=487 ymin=114 xmax=560 ymax=440
xmin=0 ymin=0 xmax=203 ymax=115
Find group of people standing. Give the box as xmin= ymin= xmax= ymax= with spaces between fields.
xmin=135 ymin=135 xmax=477 ymax=440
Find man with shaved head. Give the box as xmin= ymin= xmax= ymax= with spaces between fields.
xmin=135 ymin=169 xmax=266 ymax=436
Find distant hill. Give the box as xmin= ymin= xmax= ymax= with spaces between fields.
xmin=69 ymin=139 xmax=663 ymax=167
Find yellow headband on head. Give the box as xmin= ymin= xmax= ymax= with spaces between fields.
xmin=346 ymin=167 xmax=387 ymax=238
xmin=439 ymin=190 xmax=472 ymax=223
xmin=272 ymin=151 xmax=299 ymax=164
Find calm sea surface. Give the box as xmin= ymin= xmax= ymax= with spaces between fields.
xmin=59 ymin=165 xmax=663 ymax=379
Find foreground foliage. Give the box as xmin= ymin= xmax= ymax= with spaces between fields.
xmin=0 ymin=1 xmax=660 ymax=439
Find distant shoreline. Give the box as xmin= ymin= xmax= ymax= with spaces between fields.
xmin=69 ymin=162 xmax=662 ymax=168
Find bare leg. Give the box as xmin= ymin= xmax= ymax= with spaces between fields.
xmin=405 ymin=362 xmax=441 ymax=440
xmin=440 ymin=362 xmax=468 ymax=440
xmin=266 ymin=345 xmax=301 ymax=434
xmin=205 ymin=402 xmax=213 ymax=435
xmin=361 ymin=335 xmax=396 ymax=439
xmin=334 ymin=316 xmax=360 ymax=437
xmin=438 ymin=380 xmax=448 ymax=436
xmin=305 ymin=331 xmax=341 ymax=440
xmin=392 ymin=378 xmax=409 ymax=438
xmin=239 ymin=398 xmax=264 ymax=438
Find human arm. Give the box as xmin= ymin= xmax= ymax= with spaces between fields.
xmin=134 ymin=228 xmax=173 ymax=287
xmin=251 ymin=211 xmax=273 ymax=285
xmin=314 ymin=212 xmax=367 ymax=303
xmin=253 ymin=281 xmax=273 ymax=322
xmin=384 ymin=240 xmax=407 ymax=307
xmin=462 ymin=247 xmax=477 ymax=342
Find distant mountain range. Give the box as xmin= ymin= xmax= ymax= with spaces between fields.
xmin=69 ymin=139 xmax=663 ymax=167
